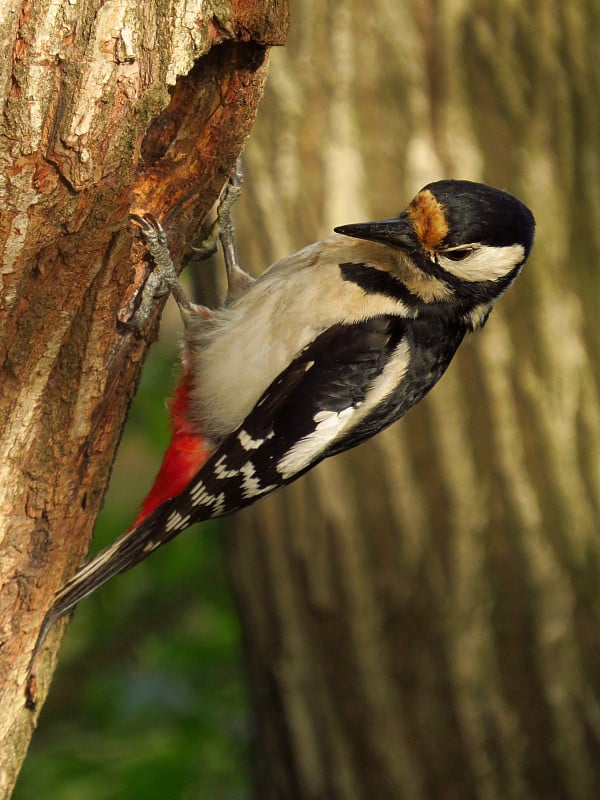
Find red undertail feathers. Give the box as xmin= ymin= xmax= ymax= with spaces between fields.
xmin=133 ymin=370 xmax=213 ymax=526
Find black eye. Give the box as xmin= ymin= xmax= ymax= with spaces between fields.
xmin=444 ymin=247 xmax=473 ymax=261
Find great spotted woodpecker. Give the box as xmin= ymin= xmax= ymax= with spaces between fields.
xmin=32 ymin=170 xmax=535 ymax=664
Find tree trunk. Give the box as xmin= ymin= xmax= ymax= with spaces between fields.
xmin=0 ymin=0 xmax=287 ymax=794
xmin=228 ymin=1 xmax=600 ymax=798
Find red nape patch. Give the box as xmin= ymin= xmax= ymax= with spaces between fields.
xmin=133 ymin=371 xmax=214 ymax=526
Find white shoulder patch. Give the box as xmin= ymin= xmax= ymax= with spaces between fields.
xmin=275 ymin=339 xmax=412 ymax=481
xmin=276 ymin=406 xmax=356 ymax=480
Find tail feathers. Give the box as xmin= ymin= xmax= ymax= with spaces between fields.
xmin=41 ymin=502 xmax=188 ymax=626
xmin=29 ymin=370 xmax=214 ymax=676
xmin=28 ymin=497 xmax=202 ymax=679
xmin=48 ymin=368 xmax=215 ymax=619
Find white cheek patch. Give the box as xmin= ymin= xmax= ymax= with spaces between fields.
xmin=276 ymin=406 xmax=356 ymax=480
xmin=439 ymin=243 xmax=525 ymax=282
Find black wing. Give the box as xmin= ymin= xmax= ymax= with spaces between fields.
xmin=34 ymin=316 xmax=411 ymax=648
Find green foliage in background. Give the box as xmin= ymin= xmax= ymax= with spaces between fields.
xmin=15 ymin=322 xmax=251 ymax=800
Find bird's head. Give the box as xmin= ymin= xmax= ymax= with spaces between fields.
xmin=334 ymin=180 xmax=535 ymax=290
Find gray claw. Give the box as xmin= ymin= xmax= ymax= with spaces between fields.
xmin=126 ymin=213 xmax=193 ymax=328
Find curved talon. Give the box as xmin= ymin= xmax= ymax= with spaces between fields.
xmin=131 ymin=213 xmax=157 ymax=233
xmin=129 ymin=211 xmax=193 ymax=322
xmin=226 ymin=158 xmax=243 ymax=193
xmin=131 ymin=213 xmax=167 ymax=240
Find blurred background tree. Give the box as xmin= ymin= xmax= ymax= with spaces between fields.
xmin=16 ymin=1 xmax=600 ymax=799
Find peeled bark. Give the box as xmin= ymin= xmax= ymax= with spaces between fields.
xmin=0 ymin=0 xmax=287 ymax=794
xmin=227 ymin=1 xmax=600 ymax=798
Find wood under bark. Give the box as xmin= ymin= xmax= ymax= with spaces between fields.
xmin=0 ymin=0 xmax=287 ymax=795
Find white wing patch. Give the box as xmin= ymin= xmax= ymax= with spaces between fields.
xmin=240 ymin=461 xmax=276 ymax=499
xmin=238 ymin=430 xmax=266 ymax=450
xmin=189 ymin=479 xmax=226 ymax=515
xmin=275 ymin=339 xmax=412 ymax=482
xmin=214 ymin=455 xmax=239 ymax=479
xmin=276 ymin=406 xmax=356 ymax=480
xmin=165 ymin=510 xmax=191 ymax=532
xmin=351 ymin=339 xmax=411 ymax=422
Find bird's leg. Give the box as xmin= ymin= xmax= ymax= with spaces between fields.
xmin=191 ymin=158 xmax=255 ymax=305
xmin=127 ymin=159 xmax=252 ymax=329
xmin=129 ymin=214 xmax=197 ymax=329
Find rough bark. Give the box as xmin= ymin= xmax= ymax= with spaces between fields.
xmin=227 ymin=1 xmax=600 ymax=798
xmin=0 ymin=0 xmax=287 ymax=794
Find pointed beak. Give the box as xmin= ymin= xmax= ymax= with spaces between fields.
xmin=334 ymin=212 xmax=416 ymax=250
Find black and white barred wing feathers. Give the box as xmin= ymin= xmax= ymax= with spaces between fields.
xmin=41 ymin=315 xmax=409 ymax=630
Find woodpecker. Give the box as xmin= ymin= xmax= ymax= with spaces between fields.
xmin=32 ymin=172 xmax=535 ymax=665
